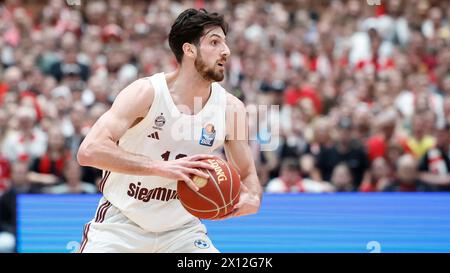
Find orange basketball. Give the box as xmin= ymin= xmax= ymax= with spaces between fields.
xmin=177 ymin=156 xmax=241 ymax=220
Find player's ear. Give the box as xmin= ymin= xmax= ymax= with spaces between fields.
xmin=182 ymin=43 xmax=197 ymax=59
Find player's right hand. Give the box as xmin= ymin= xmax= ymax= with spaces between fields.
xmin=152 ymin=154 xmax=216 ymax=192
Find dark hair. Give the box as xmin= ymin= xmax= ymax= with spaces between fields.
xmin=168 ymin=8 xmax=228 ymax=64
xmin=280 ymin=158 xmax=300 ymax=173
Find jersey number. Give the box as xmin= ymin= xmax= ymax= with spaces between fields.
xmin=161 ymin=151 xmax=187 ymax=161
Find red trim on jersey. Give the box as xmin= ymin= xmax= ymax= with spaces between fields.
xmin=99 ymin=171 xmax=111 ymax=193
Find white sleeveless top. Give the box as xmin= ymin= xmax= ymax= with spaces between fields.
xmin=100 ymin=72 xmax=228 ymax=232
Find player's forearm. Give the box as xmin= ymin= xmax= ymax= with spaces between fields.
xmin=242 ymin=172 xmax=263 ymax=200
xmin=77 ymin=141 xmax=156 ymax=176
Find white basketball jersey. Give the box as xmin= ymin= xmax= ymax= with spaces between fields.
xmin=100 ymin=72 xmax=227 ymax=232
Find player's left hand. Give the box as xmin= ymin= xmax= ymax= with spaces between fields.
xmin=216 ymin=183 xmax=261 ymax=220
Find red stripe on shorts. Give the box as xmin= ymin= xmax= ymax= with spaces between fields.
xmin=97 ymin=201 xmax=112 ymax=223
xmin=79 ymin=223 xmax=91 ymax=253
xmin=95 ymin=200 xmax=110 ymax=222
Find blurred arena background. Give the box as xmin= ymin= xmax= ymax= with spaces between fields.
xmin=1 ymin=0 xmax=450 ymax=253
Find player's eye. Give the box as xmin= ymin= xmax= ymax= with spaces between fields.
xmin=211 ymin=40 xmax=218 ymax=46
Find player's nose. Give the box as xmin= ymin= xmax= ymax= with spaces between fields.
xmin=221 ymin=44 xmax=230 ymax=59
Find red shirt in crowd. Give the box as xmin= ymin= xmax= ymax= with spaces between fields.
xmin=0 ymin=156 xmax=10 ymax=192
xmin=284 ymin=85 xmax=322 ymax=114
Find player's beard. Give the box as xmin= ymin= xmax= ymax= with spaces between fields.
xmin=194 ymin=51 xmax=224 ymax=82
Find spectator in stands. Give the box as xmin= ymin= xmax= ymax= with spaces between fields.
xmin=46 ymin=160 xmax=97 ymax=194
xmin=418 ymin=123 xmax=450 ymax=190
xmin=266 ymin=158 xmax=303 ymax=193
xmin=266 ymin=157 xmax=333 ymax=193
xmin=0 ymin=160 xmax=43 ymax=252
xmin=359 ymin=157 xmax=392 ymax=192
xmin=443 ymin=97 xmax=450 ymax=126
xmin=66 ymin=102 xmax=87 ymax=157
xmin=308 ymin=118 xmax=333 ymax=159
xmin=0 ymin=154 xmax=10 ymax=193
xmin=330 ymin=163 xmax=355 ymax=192
xmin=366 ymin=109 xmax=398 ymax=162
xmin=28 ymin=126 xmax=69 ymax=185
xmin=1 ymin=107 xmax=47 ymax=163
xmin=386 ymin=141 xmax=404 ymax=174
xmin=384 ymin=154 xmax=429 ymax=192
xmin=315 ymin=117 xmax=371 ymax=189
xmin=0 ymin=109 xmax=9 ymax=146
xmin=0 ymin=67 xmax=23 ymax=105
xmin=402 ymin=112 xmax=436 ymax=159
xmin=279 ymin=103 xmax=310 ymax=160
xmin=49 ymin=44 xmax=90 ymax=83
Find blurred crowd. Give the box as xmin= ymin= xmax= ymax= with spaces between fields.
xmin=0 ymin=0 xmax=449 ymax=210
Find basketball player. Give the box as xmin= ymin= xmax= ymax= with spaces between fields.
xmin=76 ymin=9 xmax=262 ymax=252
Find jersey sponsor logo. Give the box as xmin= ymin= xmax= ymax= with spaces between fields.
xmin=199 ymin=123 xmax=216 ymax=147
xmin=127 ymin=182 xmax=178 ymax=202
xmin=147 ymin=131 xmax=159 ymax=140
xmin=194 ymin=239 xmax=210 ymax=249
xmin=153 ymin=113 xmax=165 ymax=131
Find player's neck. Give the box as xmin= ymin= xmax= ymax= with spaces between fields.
xmin=171 ymin=65 xmax=212 ymax=97
xmin=165 ymin=67 xmax=213 ymax=115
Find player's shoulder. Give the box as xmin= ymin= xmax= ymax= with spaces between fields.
xmin=131 ymin=77 xmax=154 ymax=92
xmin=121 ymin=77 xmax=155 ymax=101
xmin=223 ymin=89 xmax=246 ymax=111
xmin=112 ymin=77 xmax=155 ymax=117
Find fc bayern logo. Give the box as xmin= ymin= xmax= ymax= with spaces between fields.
xmin=154 ymin=113 xmax=166 ymax=127
xmin=194 ymin=239 xmax=210 ymax=249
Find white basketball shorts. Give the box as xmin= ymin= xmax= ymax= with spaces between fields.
xmin=79 ymin=198 xmax=219 ymax=253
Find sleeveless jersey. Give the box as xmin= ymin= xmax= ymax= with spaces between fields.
xmin=100 ymin=72 xmax=227 ymax=232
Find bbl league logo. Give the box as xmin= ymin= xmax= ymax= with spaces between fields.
xmin=199 ymin=123 xmax=216 ymax=147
